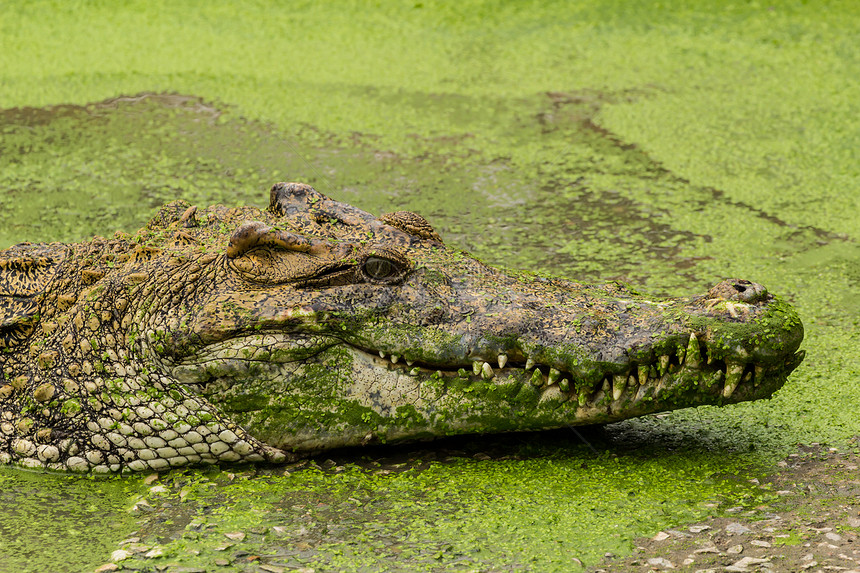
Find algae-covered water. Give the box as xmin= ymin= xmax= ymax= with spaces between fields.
xmin=1 ymin=1 xmax=859 ymax=571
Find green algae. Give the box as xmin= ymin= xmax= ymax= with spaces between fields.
xmin=0 ymin=467 xmax=141 ymax=572
xmin=0 ymin=0 xmax=859 ymax=571
xmin=112 ymin=438 xmax=778 ymax=572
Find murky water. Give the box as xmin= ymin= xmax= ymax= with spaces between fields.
xmin=0 ymin=93 xmax=706 ymax=293
xmin=1 ymin=2 xmax=859 ymax=571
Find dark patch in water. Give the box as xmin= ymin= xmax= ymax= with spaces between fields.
xmin=0 ymin=90 xmax=762 ymax=295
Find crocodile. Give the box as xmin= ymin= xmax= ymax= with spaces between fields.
xmin=0 ymin=182 xmax=804 ymax=472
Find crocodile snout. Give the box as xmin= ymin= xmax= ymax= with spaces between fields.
xmin=707 ymin=279 xmax=769 ymax=303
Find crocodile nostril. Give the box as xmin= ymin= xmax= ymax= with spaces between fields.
xmin=733 ymin=280 xmax=768 ymax=303
xmin=706 ymin=279 xmax=769 ymax=303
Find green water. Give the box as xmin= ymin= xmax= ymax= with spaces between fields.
xmin=0 ymin=1 xmax=858 ymax=571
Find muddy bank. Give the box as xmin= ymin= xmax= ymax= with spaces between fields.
xmin=592 ymin=441 xmax=860 ymax=573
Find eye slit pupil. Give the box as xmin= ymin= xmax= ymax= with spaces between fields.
xmin=364 ymin=257 xmax=396 ymax=280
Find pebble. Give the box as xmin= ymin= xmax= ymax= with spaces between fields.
xmin=726 ymin=544 xmax=744 ymax=554
xmin=826 ymin=531 xmax=843 ymax=542
xmin=647 ymin=557 xmax=675 ymax=569
xmin=144 ymin=547 xmax=163 ymax=558
xmin=689 ymin=525 xmax=711 ymax=533
xmin=725 ymin=522 xmax=752 ymax=535
xmin=131 ymin=499 xmax=154 ymax=513
xmin=94 ymin=565 xmax=119 ymax=573
xmin=109 ymin=549 xmax=131 ymax=562
xmin=750 ymin=540 xmax=771 ymax=547
xmin=734 ymin=556 xmax=770 ymax=567
xmin=726 ymin=556 xmax=770 ymax=571
xmin=224 ymin=531 xmax=246 ymax=541
xmin=653 ymin=531 xmax=671 ymax=541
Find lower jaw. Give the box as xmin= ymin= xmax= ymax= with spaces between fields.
xmin=212 ymin=346 xmax=798 ymax=454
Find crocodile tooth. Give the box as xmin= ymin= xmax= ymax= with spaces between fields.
xmin=406 ymin=359 xmax=414 ymax=367
xmin=658 ymin=355 xmax=670 ymax=376
xmin=390 ymin=354 xmax=400 ymax=364
xmin=525 ymin=357 xmax=535 ymax=370
xmin=723 ymin=362 xmax=744 ymax=398
xmin=577 ymin=391 xmax=588 ymax=407
xmin=547 ymin=368 xmax=561 ymax=385
xmin=530 ymin=369 xmax=544 ymax=387
xmin=685 ymin=332 xmax=701 ymax=369
xmin=754 ymin=364 xmax=764 ymax=387
xmin=677 ymin=345 xmax=686 ymax=365
xmin=497 ymin=354 xmax=508 ymax=369
xmin=602 ymin=377 xmax=611 ymax=393
xmin=558 ymin=378 xmax=570 ymax=392
xmin=472 ymin=361 xmax=483 ymax=376
xmin=481 ymin=362 xmax=494 ymax=380
xmin=379 ymin=351 xmax=386 ymax=359
xmin=742 ymin=371 xmax=752 ymax=383
xmin=612 ymin=374 xmax=626 ymax=401
xmin=638 ymin=364 xmax=649 ymax=385
xmin=408 ymin=367 xmax=420 ymax=377
xmin=627 ymin=374 xmax=637 ymax=388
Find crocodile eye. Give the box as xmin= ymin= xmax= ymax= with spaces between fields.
xmin=363 ymin=257 xmax=398 ymax=280
xmin=359 ymin=249 xmax=410 ymax=284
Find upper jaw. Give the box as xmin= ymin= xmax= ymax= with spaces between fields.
xmin=366 ymin=323 xmax=803 ymax=407
xmin=356 ymin=282 xmax=804 ymax=406
xmin=167 ymin=271 xmax=803 ymax=406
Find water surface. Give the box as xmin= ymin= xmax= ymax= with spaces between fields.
xmin=1 ymin=2 xmax=858 ymax=571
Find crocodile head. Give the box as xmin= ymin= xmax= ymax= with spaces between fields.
xmin=0 ymin=183 xmax=804 ymax=472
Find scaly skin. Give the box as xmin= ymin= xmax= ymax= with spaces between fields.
xmin=0 ymin=183 xmax=804 ymax=472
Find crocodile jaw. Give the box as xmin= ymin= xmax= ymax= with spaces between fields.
xmin=165 ymin=322 xmax=804 ymax=453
